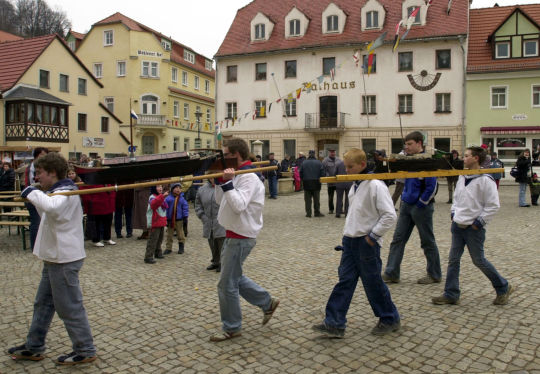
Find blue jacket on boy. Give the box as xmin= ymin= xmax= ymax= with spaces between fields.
xmin=165 ymin=185 xmax=189 ymax=222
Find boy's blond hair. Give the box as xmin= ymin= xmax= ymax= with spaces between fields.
xmin=343 ymin=148 xmax=367 ymax=165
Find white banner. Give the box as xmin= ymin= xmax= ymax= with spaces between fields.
xmin=83 ymin=137 xmax=105 ymax=148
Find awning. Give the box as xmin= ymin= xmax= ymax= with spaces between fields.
xmin=3 ymin=86 xmax=71 ymax=105
xmin=480 ymin=126 xmax=540 ymax=135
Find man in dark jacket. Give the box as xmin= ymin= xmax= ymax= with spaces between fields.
xmin=263 ymin=153 xmax=280 ymax=199
xmin=322 ymin=149 xmax=340 ymax=214
xmin=0 ymin=162 xmax=15 ymax=192
xmin=300 ymin=150 xmax=325 ymax=217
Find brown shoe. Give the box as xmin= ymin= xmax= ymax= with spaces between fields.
xmin=382 ymin=273 xmax=400 ymax=284
xmin=432 ymin=295 xmax=460 ymax=305
xmin=493 ymin=284 xmax=515 ymax=305
xmin=417 ymin=275 xmax=441 ymax=284
xmin=209 ymin=331 xmax=241 ymax=342
xmin=262 ymin=298 xmax=280 ymax=325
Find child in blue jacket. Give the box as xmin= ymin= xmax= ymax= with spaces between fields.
xmin=164 ymin=183 xmax=189 ymax=254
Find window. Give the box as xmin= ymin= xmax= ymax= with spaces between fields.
xmin=205 ymin=80 xmax=210 ymax=93
xmin=407 ymin=7 xmax=421 ymax=24
xmin=184 ymin=103 xmax=189 ymax=120
xmin=362 ymin=95 xmax=376 ymax=114
xmin=255 ymin=100 xmax=266 ymax=118
xmin=105 ymin=97 xmax=114 ymax=112
xmin=184 ymin=50 xmax=195 ymax=64
xmin=255 ymin=63 xmax=267 ymax=80
xmin=283 ymin=139 xmax=296 ymax=160
xmin=101 ymin=117 xmax=109 ymax=133
xmin=68 ymin=40 xmax=75 ymax=51
xmin=290 ymin=19 xmax=300 ymax=36
xmin=327 ymin=15 xmax=338 ymax=32
xmin=285 ymin=98 xmax=296 ymax=116
xmin=173 ymin=101 xmax=179 ymax=118
xmin=142 ymin=61 xmax=159 ymax=78
xmin=285 ymin=60 xmax=297 ymax=78
xmin=398 ymin=94 xmax=413 ymax=113
xmin=436 ymin=49 xmax=451 ymax=69
xmin=524 ymin=40 xmax=538 ymax=57
xmin=495 ymin=42 xmax=510 ymax=59
xmin=59 ymin=74 xmax=68 ymax=92
xmin=161 ymin=39 xmax=171 ymax=51
xmin=103 ymin=30 xmax=113 ymax=46
xmin=205 ymin=60 xmax=212 ymax=70
xmin=533 ymin=85 xmax=540 ymax=107
xmin=93 ymin=63 xmax=103 ymax=78
xmin=366 ymin=11 xmax=379 ymax=28
xmin=434 ymin=138 xmax=451 ymax=152
xmin=391 ymin=138 xmax=404 ymax=154
xmin=78 ymin=78 xmax=86 ymax=95
xmin=206 ymin=108 xmax=211 ymax=124
xmin=362 ymin=139 xmax=376 ymax=155
xmin=194 ymin=76 xmax=200 ymax=90
xmin=491 ymin=87 xmax=507 ymax=108
xmin=226 ymin=102 xmax=237 ymax=119
xmin=117 ymin=61 xmax=126 ymax=76
xmin=362 ymin=54 xmax=376 ymax=73
xmin=182 ymin=71 xmax=188 ymax=86
xmin=255 ymin=23 xmax=265 ymax=39
xmin=323 ymin=57 xmax=335 ymax=75
xmin=436 ymin=93 xmax=451 ymax=112
xmin=141 ymin=95 xmax=158 ymax=115
xmin=227 ymin=65 xmax=237 ymax=82
xmin=183 ymin=138 xmax=190 ymax=151
xmin=78 ymin=113 xmax=87 ymax=131
xmin=172 ymin=67 xmax=178 ymax=82
xmin=398 ymin=52 xmax=413 ymax=71
xmin=39 ymin=69 xmax=49 ymax=88
xmin=173 ymin=137 xmax=179 ymax=151
xmin=206 ymin=140 xmax=212 ymax=148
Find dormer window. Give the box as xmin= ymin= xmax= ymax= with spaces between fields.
xmin=524 ymin=40 xmax=538 ymax=57
xmin=495 ymin=42 xmax=510 ymax=59
xmin=255 ymin=23 xmax=265 ymax=40
xmin=184 ymin=50 xmax=195 ymax=64
xmin=327 ymin=15 xmax=339 ymax=32
xmin=290 ymin=19 xmax=300 ymax=36
xmin=366 ymin=11 xmax=379 ymax=28
xmin=161 ymin=39 xmax=171 ymax=51
xmin=407 ymin=7 xmax=420 ymax=24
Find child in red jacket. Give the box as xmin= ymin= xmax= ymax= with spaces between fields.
xmin=144 ymin=185 xmax=168 ymax=264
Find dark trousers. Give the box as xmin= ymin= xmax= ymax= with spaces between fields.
xmin=392 ymin=182 xmax=405 ymax=206
xmin=336 ymin=188 xmax=350 ymax=216
xmin=145 ymin=227 xmax=164 ymax=260
xmin=26 ymin=202 xmax=40 ymax=250
xmin=327 ymin=186 xmax=336 ymax=213
xmin=304 ymin=189 xmax=321 ymax=216
xmin=324 ymin=236 xmax=400 ymax=329
xmin=91 ymin=214 xmax=113 ymax=243
xmin=114 ymin=206 xmax=133 ymax=236
xmin=208 ymin=234 xmax=225 ymax=266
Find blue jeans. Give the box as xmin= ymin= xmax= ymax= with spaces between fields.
xmin=26 ymin=260 xmax=95 ymax=356
xmin=268 ymin=175 xmax=278 ymax=198
xmin=384 ymin=202 xmax=441 ymax=280
xmin=114 ymin=206 xmax=133 ymax=236
xmin=325 ymin=236 xmax=399 ymax=329
xmin=217 ymin=238 xmax=272 ymax=333
xmin=25 ymin=202 xmax=40 ymax=250
xmin=519 ymin=182 xmax=528 ymax=206
xmin=444 ymin=223 xmax=508 ymax=300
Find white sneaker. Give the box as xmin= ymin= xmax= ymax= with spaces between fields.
xmin=105 ymin=240 xmax=116 ymax=245
xmin=93 ymin=242 xmax=105 ymax=247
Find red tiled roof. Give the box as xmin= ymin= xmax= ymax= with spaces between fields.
xmin=0 ymin=34 xmax=102 ymax=93
xmin=215 ymin=0 xmax=468 ymax=57
xmin=168 ymin=86 xmax=215 ymax=104
xmin=468 ymin=5 xmax=540 ymax=73
xmin=0 ymin=30 xmax=23 ymax=42
xmin=93 ymin=12 xmax=215 ymax=78
xmin=68 ymin=30 xmax=86 ymax=40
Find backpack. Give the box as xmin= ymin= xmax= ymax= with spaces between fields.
xmin=510 ymin=166 xmax=519 ymax=178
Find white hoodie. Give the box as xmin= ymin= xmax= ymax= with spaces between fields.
xmin=451 ymin=174 xmax=499 ymax=227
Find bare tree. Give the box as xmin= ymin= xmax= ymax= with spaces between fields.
xmin=14 ymin=0 xmax=71 ymax=37
xmin=0 ymin=0 xmax=17 ymax=34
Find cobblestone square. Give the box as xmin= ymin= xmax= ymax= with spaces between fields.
xmin=1 ymin=184 xmax=539 ymax=373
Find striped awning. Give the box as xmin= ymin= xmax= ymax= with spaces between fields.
xmin=480 ymin=126 xmax=540 ymax=135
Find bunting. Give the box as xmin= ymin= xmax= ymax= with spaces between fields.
xmin=330 ymin=68 xmax=335 ymax=81
xmin=447 ymin=0 xmax=452 ymax=14
xmin=393 ymin=20 xmax=404 ymax=52
xmin=216 ymin=123 xmax=222 ymax=141
xmin=401 ymin=7 xmax=420 ymax=41
xmin=296 ymin=88 xmax=302 ymax=99
xmin=353 ymin=51 xmax=360 ymax=67
xmin=268 ymin=102 xmax=273 ymax=113
xmin=367 ymin=53 xmax=375 ymax=75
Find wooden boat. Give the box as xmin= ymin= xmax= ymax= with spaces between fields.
xmin=75 ymin=150 xmax=232 ymax=185
xmin=386 ymin=153 xmax=464 ymax=172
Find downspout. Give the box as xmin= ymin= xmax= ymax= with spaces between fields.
xmin=214 ymin=57 xmax=219 ymax=148
xmin=460 ymin=35 xmax=467 ymax=155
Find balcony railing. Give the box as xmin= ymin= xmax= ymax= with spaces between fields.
xmin=5 ymin=122 xmax=69 ymax=142
xmin=135 ymin=114 xmax=166 ymax=127
xmin=305 ymin=112 xmax=347 ymax=132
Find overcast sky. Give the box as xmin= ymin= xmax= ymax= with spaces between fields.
xmin=47 ymin=0 xmax=540 ymax=59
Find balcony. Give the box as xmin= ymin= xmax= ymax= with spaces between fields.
xmin=135 ymin=114 xmax=167 ymax=127
xmin=304 ymin=112 xmax=347 ymax=133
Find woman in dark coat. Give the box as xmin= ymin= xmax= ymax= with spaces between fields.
xmin=516 ymin=149 xmax=532 ymax=207
xmin=0 ymin=162 xmax=15 ymax=192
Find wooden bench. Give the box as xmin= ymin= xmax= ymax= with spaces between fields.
xmin=0 ymin=210 xmax=30 ymax=250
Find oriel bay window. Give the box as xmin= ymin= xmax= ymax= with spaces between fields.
xmin=5 ymin=101 xmax=69 ymax=141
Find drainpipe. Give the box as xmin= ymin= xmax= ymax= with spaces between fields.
xmin=460 ymin=35 xmax=467 ymax=155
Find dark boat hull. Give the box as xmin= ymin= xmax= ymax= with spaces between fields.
xmin=388 ymin=158 xmax=464 ymax=172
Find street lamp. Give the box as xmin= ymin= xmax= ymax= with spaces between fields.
xmin=194 ymin=108 xmax=202 ymax=149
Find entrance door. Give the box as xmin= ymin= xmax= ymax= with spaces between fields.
xmin=142 ymin=135 xmax=155 ymax=154
xmin=319 ymin=96 xmax=337 ymax=128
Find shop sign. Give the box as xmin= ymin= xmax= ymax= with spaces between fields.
xmin=83 ymin=137 xmax=105 ymax=148
xmin=512 ymin=114 xmax=528 ymax=121
xmin=137 ymin=50 xmax=163 ymax=58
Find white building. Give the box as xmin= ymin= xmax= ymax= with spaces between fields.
xmin=215 ymin=0 xmax=469 ymax=160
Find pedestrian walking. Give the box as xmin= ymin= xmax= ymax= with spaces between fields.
xmin=300 ymin=150 xmax=325 ymax=217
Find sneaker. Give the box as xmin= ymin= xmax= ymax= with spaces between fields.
xmin=493 ymin=284 xmax=515 ymax=305
xmin=432 ymin=295 xmax=460 ymax=305
xmin=314 ymin=213 xmax=325 ymax=217
xmin=417 ymin=275 xmax=441 ymax=284
xmin=55 ymin=352 xmax=96 ymax=365
xmin=144 ymin=258 xmax=156 ymax=264
xmin=8 ymin=344 xmax=44 ymax=361
xmin=116 ymin=234 xmax=123 ymax=239
xmin=105 ymin=240 xmax=116 ymax=245
xmin=163 ymin=249 xmax=172 ymax=255
xmin=209 ymin=331 xmax=241 ymax=342
xmin=382 ymin=273 xmax=400 ymax=284
xmin=92 ymin=242 xmax=104 ymax=247
xmin=312 ymin=323 xmax=345 ymax=338
xmin=262 ymin=298 xmax=280 ymax=325
xmin=371 ymin=321 xmax=401 ymax=336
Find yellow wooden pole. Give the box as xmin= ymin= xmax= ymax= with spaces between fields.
xmin=321 ymin=168 xmax=504 ymax=183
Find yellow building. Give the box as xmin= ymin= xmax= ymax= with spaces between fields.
xmin=75 ymin=12 xmax=216 ymax=155
xmin=0 ymin=34 xmax=122 ymax=163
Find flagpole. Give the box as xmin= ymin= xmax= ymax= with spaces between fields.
xmin=271 ymin=73 xmax=291 ymax=130
xmin=129 ymin=98 xmax=135 ymax=161
xmin=361 ymin=65 xmax=370 ymax=128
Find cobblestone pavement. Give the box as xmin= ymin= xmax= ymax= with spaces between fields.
xmin=1 ymin=184 xmax=539 ymax=374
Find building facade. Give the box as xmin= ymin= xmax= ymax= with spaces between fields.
xmin=467 ymin=5 xmax=540 ymax=165
xmin=75 ymin=13 xmax=216 ymax=156
xmin=215 ymin=0 xmax=468 ymax=160
xmin=0 ymin=34 xmax=122 ymax=163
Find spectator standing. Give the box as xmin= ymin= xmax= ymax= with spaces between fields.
xmin=67 ymin=167 xmax=82 ymax=183
xmin=446 ymin=150 xmax=460 ymax=203
xmin=515 ymin=149 xmax=532 ymax=207
xmin=280 ymin=155 xmax=291 ymax=173
xmin=0 ymin=161 xmax=16 ymax=212
xmin=79 ymin=186 xmax=116 ymax=247
xmin=114 ymin=188 xmax=134 ymax=238
xmin=322 ymin=149 xmax=340 ymax=214
xmin=335 ymin=158 xmax=352 ymax=218
xmin=25 ymin=147 xmax=49 ymax=250
xmin=264 ymin=153 xmax=280 ymax=199
xmin=133 ymin=186 xmax=151 ymax=239
xmin=164 ymin=183 xmax=188 ymax=255
xmin=391 ymin=150 xmax=407 ymax=208
xmin=144 ymin=185 xmax=168 ymax=263
xmin=195 ymin=179 xmax=226 ymax=272
xmin=529 ymin=173 xmax=539 ymax=206
xmin=295 ymin=152 xmax=306 ymax=168
xmin=300 ymin=150 xmax=325 ymax=218
xmin=489 ymin=152 xmax=504 ymax=190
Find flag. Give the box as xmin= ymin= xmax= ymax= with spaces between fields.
xmin=405 ymin=7 xmax=420 ymax=30
xmin=330 ymin=68 xmax=335 ymax=81
xmin=317 ymin=75 xmax=324 ymax=84
xmin=367 ymin=31 xmax=387 ymax=52
xmin=305 ymin=82 xmax=312 ymax=94
xmin=367 ymin=53 xmax=375 ymax=75
xmin=287 ymin=93 xmax=293 ymax=104
xmin=296 ymin=88 xmax=302 ymax=99
xmin=276 ymin=98 xmax=282 ymax=103
xmin=259 ymin=106 xmax=265 ymax=117
xmin=232 ymin=117 xmax=235 ymax=126
xmin=252 ymin=112 xmax=256 ymax=120
xmin=353 ymin=51 xmax=360 ymax=67
xmin=190 ymin=123 xmax=194 ymax=129
xmin=244 ymin=112 xmax=249 ymax=118
xmin=268 ymin=103 xmax=273 ymax=113
xmin=130 ymin=110 xmax=138 ymax=119
xmin=216 ymin=124 xmax=222 ymax=141
xmin=393 ymin=20 xmax=404 ymax=52
xmin=204 ymin=123 xmax=209 ymax=131
xmin=447 ymin=0 xmax=452 ymax=14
